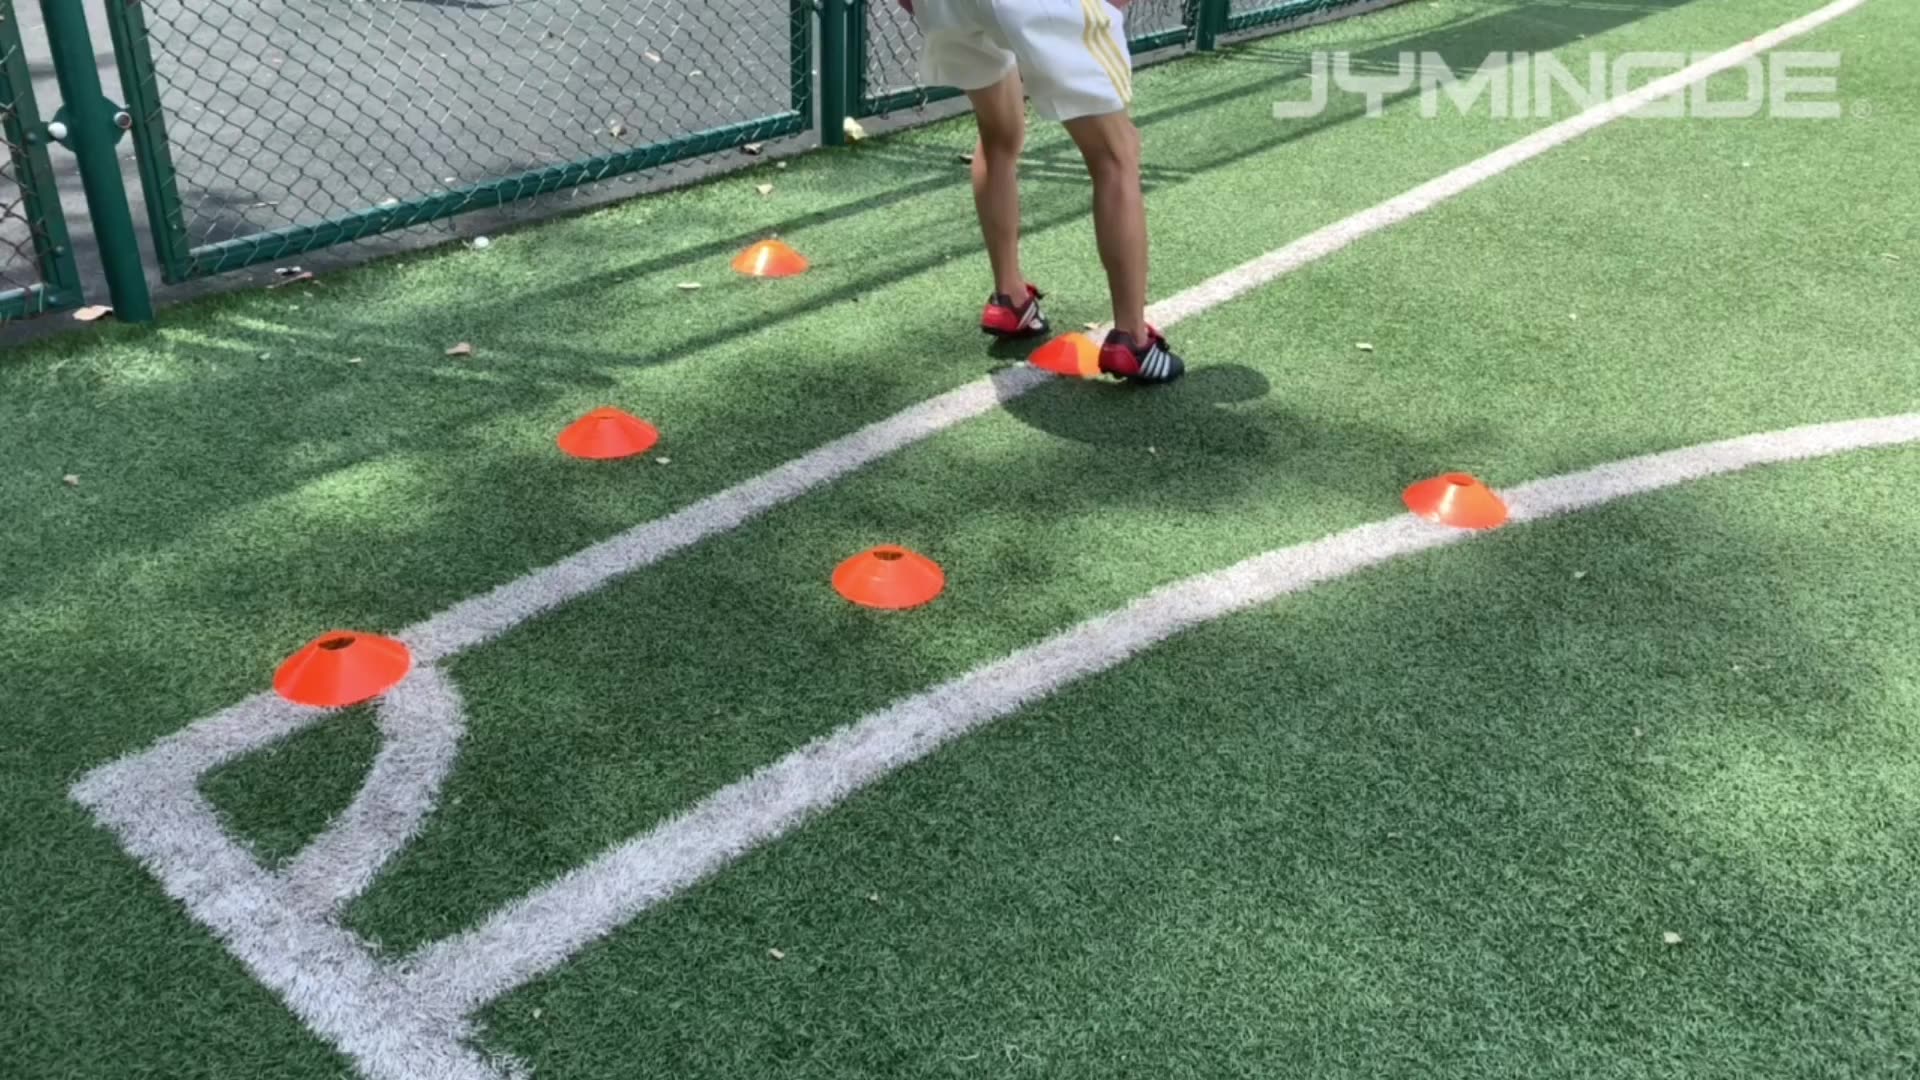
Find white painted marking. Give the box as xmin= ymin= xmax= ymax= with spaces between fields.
xmin=403 ymin=413 xmax=1920 ymax=1012
xmin=66 ymin=2 xmax=1877 ymax=1075
xmin=280 ymin=667 xmax=469 ymax=918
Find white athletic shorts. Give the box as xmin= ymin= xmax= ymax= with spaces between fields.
xmin=909 ymin=0 xmax=1134 ymax=121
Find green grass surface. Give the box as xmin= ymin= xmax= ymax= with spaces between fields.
xmin=3 ymin=0 xmax=1917 ymax=1075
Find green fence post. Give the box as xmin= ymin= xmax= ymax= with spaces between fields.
xmin=1197 ymin=0 xmax=1228 ymax=50
xmin=104 ymin=0 xmax=193 ymax=283
xmin=1 ymin=0 xmax=84 ymax=312
xmin=37 ymin=0 xmax=151 ymax=321
xmin=820 ymin=0 xmax=850 ymax=146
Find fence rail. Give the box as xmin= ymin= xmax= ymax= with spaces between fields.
xmin=4 ymin=0 xmax=1398 ymax=327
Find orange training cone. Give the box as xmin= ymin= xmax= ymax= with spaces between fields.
xmin=1028 ymin=332 xmax=1101 ymax=379
xmin=274 ymin=632 xmax=413 ymax=708
xmin=732 ymin=238 xmax=809 ymax=278
xmin=1403 ymin=472 xmax=1509 ymax=530
xmin=832 ymin=546 xmax=946 ymax=610
xmin=558 ymin=407 xmax=660 ymax=460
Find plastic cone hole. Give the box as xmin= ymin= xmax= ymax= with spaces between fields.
xmin=318 ymin=635 xmax=356 ymax=651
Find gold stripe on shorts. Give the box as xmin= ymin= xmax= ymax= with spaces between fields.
xmin=1078 ymin=0 xmax=1133 ymax=104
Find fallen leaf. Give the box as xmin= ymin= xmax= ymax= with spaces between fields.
xmin=767 ymin=948 xmax=785 ymax=961
xmin=1084 ymin=321 xmax=1101 ymax=331
xmin=470 ymin=236 xmax=491 ymax=250
xmin=843 ymin=117 xmax=868 ymax=142
xmin=1386 ymin=831 xmax=1403 ymax=839
xmin=62 ymin=474 xmax=80 ymax=487
xmin=445 ymin=342 xmax=474 ymax=357
xmin=643 ymin=49 xmax=662 ymax=63
xmin=1884 ymin=253 xmax=1902 ymax=262
xmin=1632 ymin=726 xmax=1645 ymax=738
xmin=756 ymin=183 xmax=774 ymax=197
xmin=1573 ymin=569 xmax=1588 ymax=580
xmin=1356 ymin=342 xmax=1375 ymax=352
xmin=268 ymin=271 xmax=315 ymax=289
xmin=1662 ymin=931 xmax=1683 ymax=946
xmin=1147 ymin=446 xmax=1157 ymax=455
xmin=742 ymin=142 xmax=764 ymax=155
xmin=72 ymin=305 xmax=112 ymax=322
xmin=676 ymin=282 xmax=702 ymax=291
xmin=1111 ymin=835 xmax=1123 ymax=843
xmin=656 ymin=457 xmax=672 ymax=466
xmin=347 ymin=357 xmax=364 ymax=365
xmin=866 ymin=893 xmax=881 ymax=904
xmin=775 ymin=161 xmax=787 ymax=170
xmin=531 ymin=1007 xmax=543 ymax=1020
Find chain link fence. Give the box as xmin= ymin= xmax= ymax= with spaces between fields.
xmin=1 ymin=0 xmax=81 ymax=322
xmin=110 ymin=0 xmax=813 ymax=282
xmin=1226 ymin=0 xmax=1397 ymax=35
xmin=3 ymin=0 xmax=1405 ymax=326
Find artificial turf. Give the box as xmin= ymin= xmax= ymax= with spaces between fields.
xmin=2 ymin=0 xmax=1916 ymax=1075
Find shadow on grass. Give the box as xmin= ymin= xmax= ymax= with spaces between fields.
xmin=1 ymin=0 xmax=1705 ymax=760
xmin=441 ymin=452 xmax=1920 ymax=1080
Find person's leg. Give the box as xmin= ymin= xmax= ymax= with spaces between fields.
xmin=1061 ymin=111 xmax=1147 ymax=338
xmin=997 ymin=0 xmax=1181 ymax=380
xmin=966 ymin=72 xmax=1030 ymax=302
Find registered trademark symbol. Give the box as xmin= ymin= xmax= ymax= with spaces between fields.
xmin=1851 ymin=100 xmax=1873 ymax=120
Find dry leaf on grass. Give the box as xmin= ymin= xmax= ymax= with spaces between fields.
xmin=1356 ymin=342 xmax=1375 ymax=352
xmin=756 ymin=183 xmax=774 ymax=197
xmin=742 ymin=142 xmax=764 ymax=156
xmin=347 ymin=357 xmax=364 ymax=365
xmin=62 ymin=474 xmax=80 ymax=487
xmin=767 ymin=948 xmax=786 ymax=961
xmin=72 ymin=305 xmax=112 ymax=322
xmin=445 ymin=342 xmax=474 ymax=357
xmin=1662 ymin=932 xmax=1683 ymax=946
xmin=676 ymin=282 xmax=702 ymax=291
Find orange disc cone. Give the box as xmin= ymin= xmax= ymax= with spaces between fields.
xmin=731 ymin=239 xmax=809 ymax=278
xmin=557 ymin=407 xmax=660 ymax=460
xmin=1403 ymin=472 xmax=1509 ymax=530
xmin=274 ymin=632 xmax=413 ymax=708
xmin=832 ymin=546 xmax=946 ymax=610
xmin=1028 ymin=332 xmax=1101 ymax=379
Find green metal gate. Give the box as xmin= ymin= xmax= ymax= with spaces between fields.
xmin=5 ymin=0 xmax=1403 ymax=328
xmin=0 ymin=0 xmax=84 ymax=322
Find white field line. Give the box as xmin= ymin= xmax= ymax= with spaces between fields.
xmin=67 ymin=2 xmax=1878 ymax=1076
xmin=401 ymin=412 xmax=1920 ymax=1012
